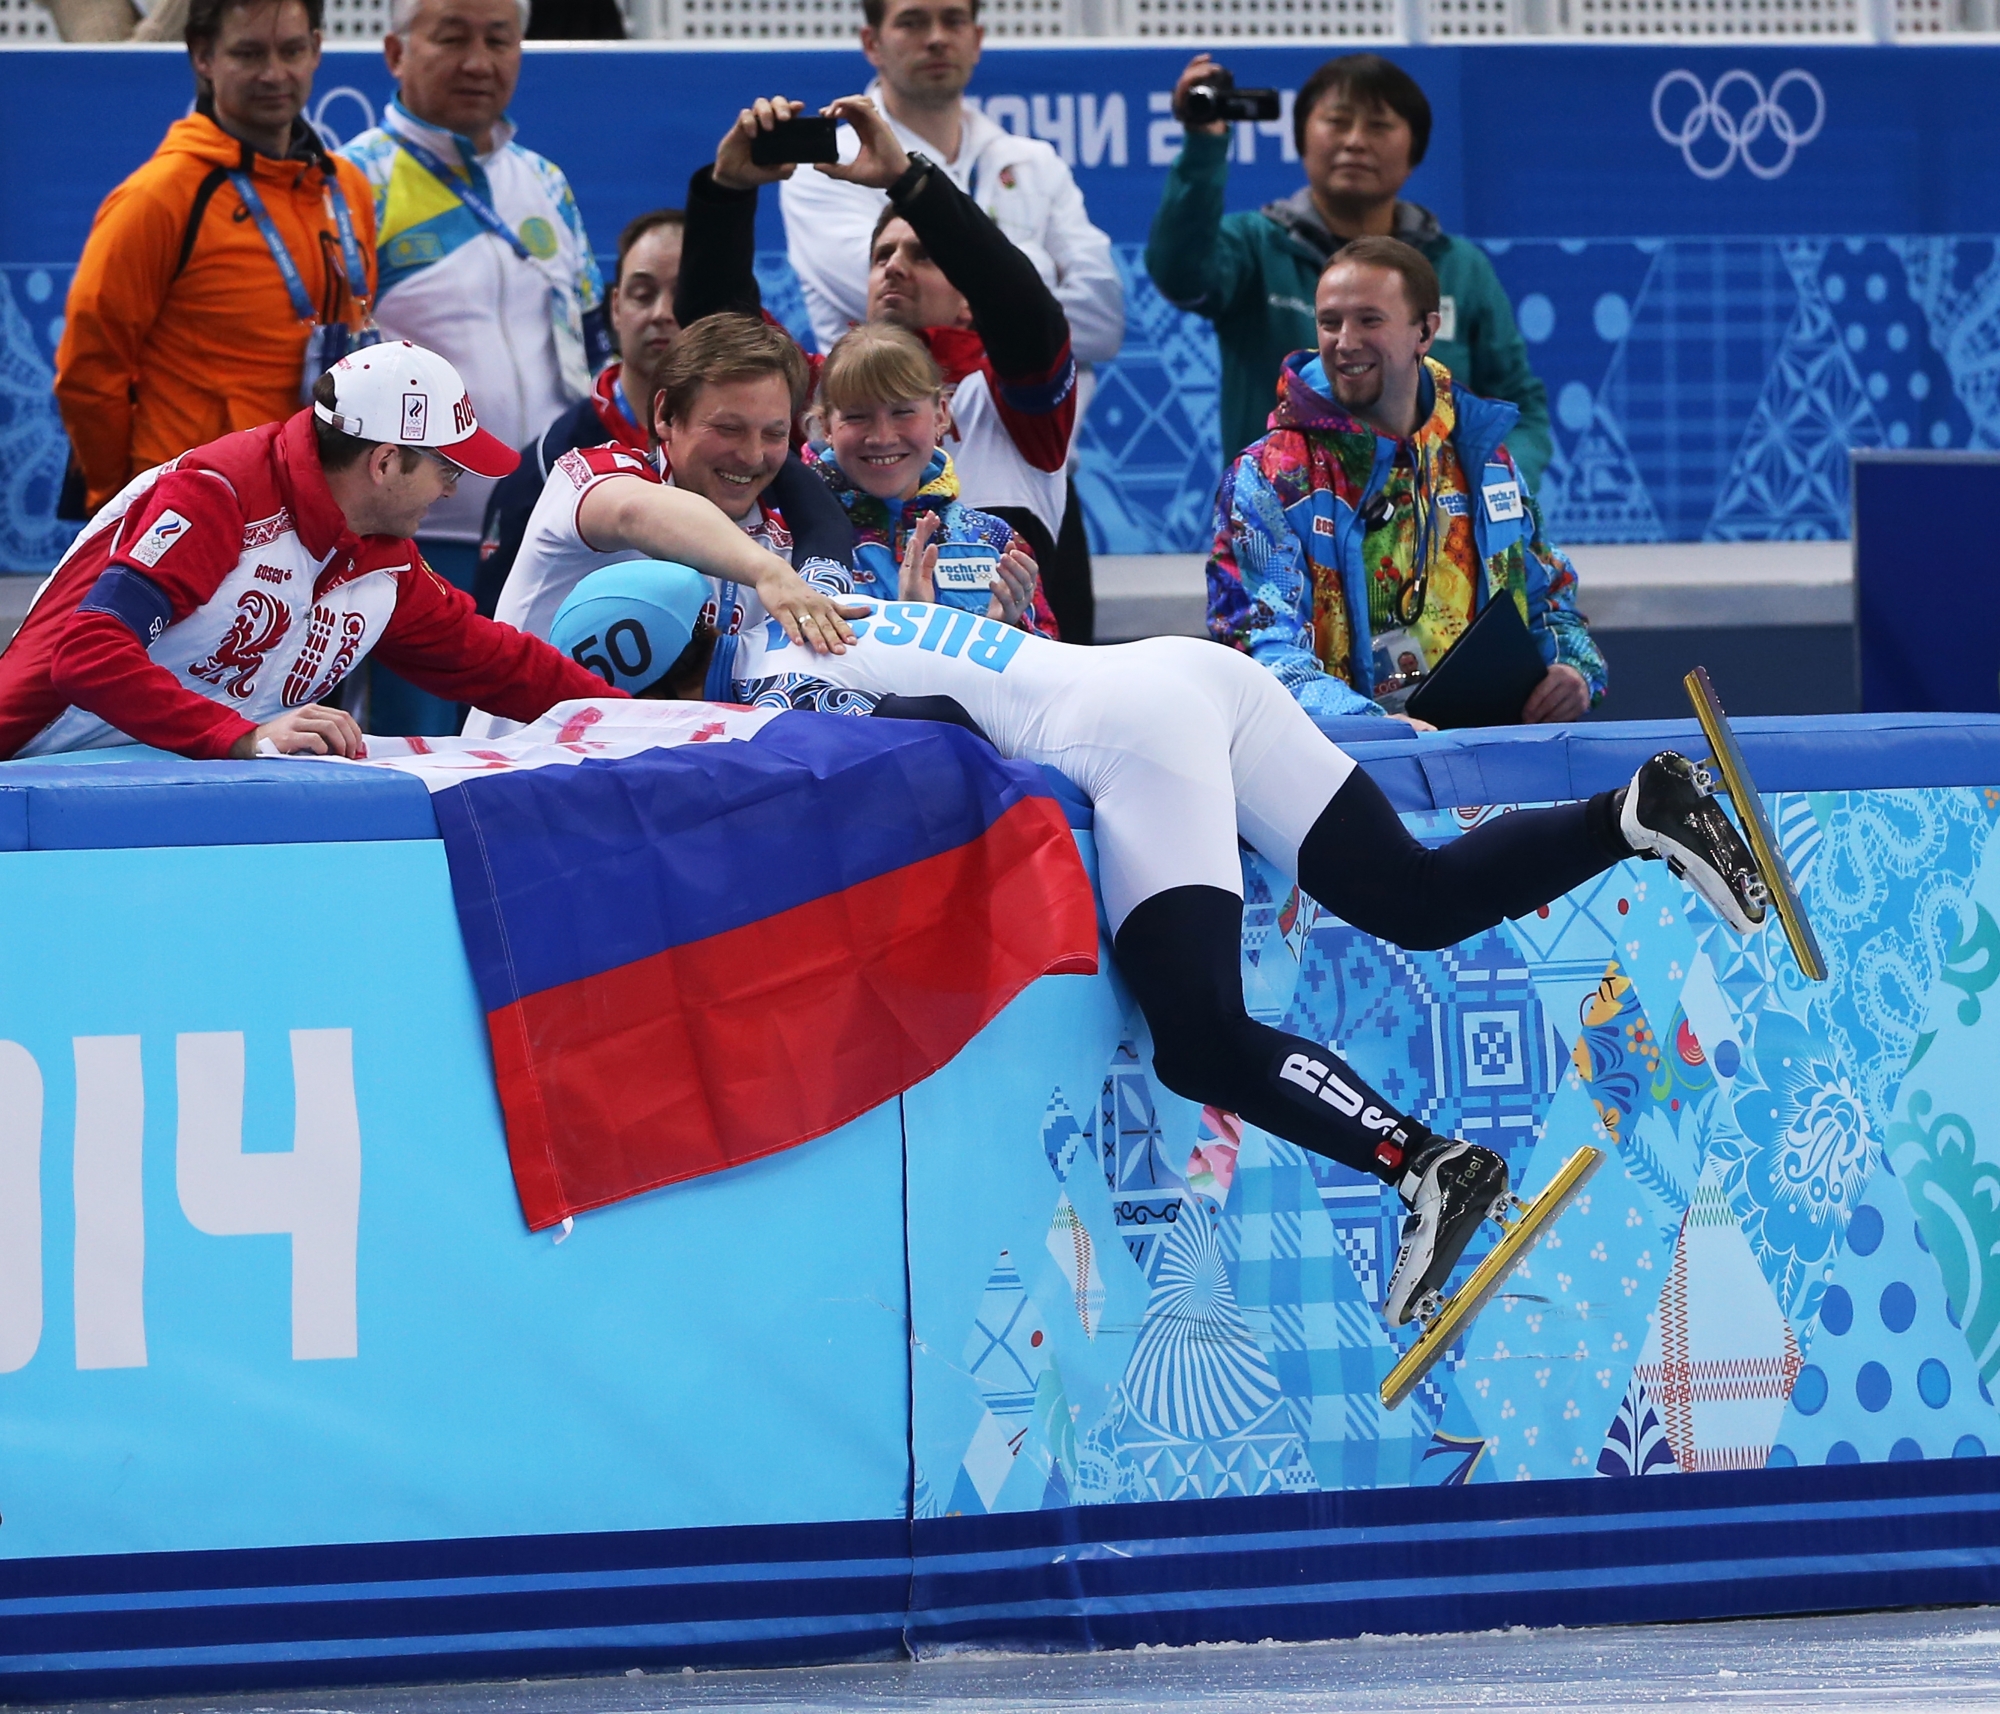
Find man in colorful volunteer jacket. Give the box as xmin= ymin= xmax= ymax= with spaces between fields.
xmin=338 ymin=0 xmax=609 ymax=731
xmin=1208 ymin=239 xmax=1603 ymax=729
xmin=1148 ymin=52 xmax=1551 ymax=484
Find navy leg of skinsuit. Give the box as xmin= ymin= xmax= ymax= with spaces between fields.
xmin=1098 ymin=651 xmax=1632 ymax=1188
xmin=1115 ymin=774 xmax=1629 ymax=1183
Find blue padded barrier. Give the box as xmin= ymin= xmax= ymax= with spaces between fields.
xmin=5 ymin=713 xmax=1994 ymax=850
xmin=0 ymin=756 xmax=439 ymax=851
xmin=1036 ymin=764 xmax=1094 ymax=830
xmin=7 ymin=709 xmax=2000 ymax=1699
xmin=1342 ymin=713 xmax=2000 ymax=813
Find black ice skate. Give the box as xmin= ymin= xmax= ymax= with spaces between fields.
xmin=1619 ymin=751 xmax=1768 ymax=934
xmin=1384 ymin=1136 xmax=1510 ymax=1329
xmin=1677 ymin=665 xmax=1828 ymax=981
xmin=1380 ymin=1145 xmax=1605 ymax=1409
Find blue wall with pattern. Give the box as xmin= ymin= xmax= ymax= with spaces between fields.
xmin=3 ymin=43 xmax=1998 ymax=569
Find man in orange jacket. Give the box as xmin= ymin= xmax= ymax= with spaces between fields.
xmin=54 ymin=0 xmax=377 ymax=516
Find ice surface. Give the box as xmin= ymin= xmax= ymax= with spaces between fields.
xmin=40 ymin=1607 xmax=2000 ymax=1714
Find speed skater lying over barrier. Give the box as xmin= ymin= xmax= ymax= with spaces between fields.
xmin=537 ymin=549 xmax=1769 ymax=1333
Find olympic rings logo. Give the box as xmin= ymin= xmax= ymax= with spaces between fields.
xmin=308 ymin=87 xmax=379 ymax=151
xmin=1651 ymin=69 xmax=1826 ymax=180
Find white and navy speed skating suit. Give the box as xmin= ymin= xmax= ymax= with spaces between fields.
xmin=719 ymin=597 xmax=1637 ymax=1189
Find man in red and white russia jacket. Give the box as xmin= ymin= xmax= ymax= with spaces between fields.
xmin=0 ymin=342 xmax=852 ymax=762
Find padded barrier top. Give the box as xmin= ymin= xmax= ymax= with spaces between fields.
xmin=0 ymin=746 xmax=1098 ymax=850
xmin=0 ymin=753 xmax=439 ymax=851
xmin=4 ymin=713 xmax=1998 ymax=851
xmin=1339 ymin=713 xmax=2000 ymax=813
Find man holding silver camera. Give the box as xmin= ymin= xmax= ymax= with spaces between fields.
xmin=1147 ymin=52 xmax=1550 ymax=487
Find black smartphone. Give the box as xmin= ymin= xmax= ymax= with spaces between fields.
xmin=750 ymin=116 xmax=840 ymax=167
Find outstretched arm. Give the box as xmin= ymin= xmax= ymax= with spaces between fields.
xmin=818 ymin=95 xmax=1068 ymax=382
xmin=674 ymin=96 xmax=808 ymax=327
xmin=673 ymin=167 xmax=762 ymax=326
xmin=578 ymin=475 xmax=861 ymax=651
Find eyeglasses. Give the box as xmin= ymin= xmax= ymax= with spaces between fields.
xmin=417 ymin=448 xmax=466 ymax=492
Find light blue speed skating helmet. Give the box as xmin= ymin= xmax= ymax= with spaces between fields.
xmin=549 ymin=560 xmax=709 ymax=694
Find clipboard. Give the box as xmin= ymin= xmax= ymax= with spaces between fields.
xmin=1401 ymin=591 xmax=1549 ymax=730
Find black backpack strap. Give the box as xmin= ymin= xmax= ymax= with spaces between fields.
xmin=172 ymin=165 xmax=234 ymax=284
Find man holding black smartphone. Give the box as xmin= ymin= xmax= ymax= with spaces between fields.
xmin=678 ymin=94 xmax=1075 ymax=634
xmin=1147 ymin=52 xmax=1550 ymax=488
xmin=776 ymin=0 xmax=1121 ymax=642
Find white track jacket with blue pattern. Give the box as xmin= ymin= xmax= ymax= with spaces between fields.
xmin=339 ymin=101 xmax=608 ymax=543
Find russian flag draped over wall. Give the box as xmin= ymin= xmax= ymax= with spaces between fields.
xmin=362 ymin=702 xmax=1098 ymax=1230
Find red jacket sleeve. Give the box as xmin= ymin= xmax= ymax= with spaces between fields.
xmin=981 ymin=344 xmax=1078 ymax=475
xmin=45 ymin=470 xmax=264 ymax=760
xmin=370 ymin=555 xmax=627 ymax=720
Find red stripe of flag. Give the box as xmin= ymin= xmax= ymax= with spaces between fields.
xmin=490 ymin=793 xmax=1099 ymax=1229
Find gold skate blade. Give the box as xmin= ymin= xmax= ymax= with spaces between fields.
xmin=1379 ymin=1146 xmax=1604 ymax=1412
xmin=1683 ymin=666 xmax=1828 ymax=983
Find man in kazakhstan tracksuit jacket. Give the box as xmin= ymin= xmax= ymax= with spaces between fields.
xmin=338 ymin=97 xmax=609 ymax=731
xmin=1207 ymin=350 xmax=1605 ymax=727
xmin=339 ymin=101 xmax=608 ymax=553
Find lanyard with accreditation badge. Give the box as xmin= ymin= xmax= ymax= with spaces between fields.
xmin=391 ymin=133 xmax=536 ymax=262
xmin=227 ymin=165 xmax=377 ymax=399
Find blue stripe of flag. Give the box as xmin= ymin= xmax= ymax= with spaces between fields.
xmin=434 ymin=713 xmax=1051 ymax=1011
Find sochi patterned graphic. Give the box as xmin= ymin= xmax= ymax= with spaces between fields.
xmin=915 ymin=783 xmax=2000 ymax=1512
xmin=10 ymin=237 xmax=1997 ymax=568
xmin=749 ymin=236 xmax=2000 ymax=556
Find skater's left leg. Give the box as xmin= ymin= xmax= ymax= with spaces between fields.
xmin=1181 ymin=637 xmax=1761 ymax=943
xmin=1293 ymin=767 xmax=1630 ymax=951
xmin=1162 ymin=641 xmax=1625 ymax=944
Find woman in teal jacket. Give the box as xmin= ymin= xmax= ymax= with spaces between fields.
xmin=1146 ymin=52 xmax=1552 ymax=485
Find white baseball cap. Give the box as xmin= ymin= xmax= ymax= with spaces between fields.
xmin=312 ymin=340 xmax=519 ymax=480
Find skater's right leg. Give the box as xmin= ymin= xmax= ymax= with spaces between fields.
xmin=1294 ymin=767 xmax=1629 ymax=950
xmin=1069 ymin=675 xmax=1448 ymax=1197
xmin=1164 ymin=637 xmax=1769 ymax=942
xmin=1111 ymin=884 xmax=1426 ymax=1182
xmin=1066 ymin=647 xmax=1511 ymax=1326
